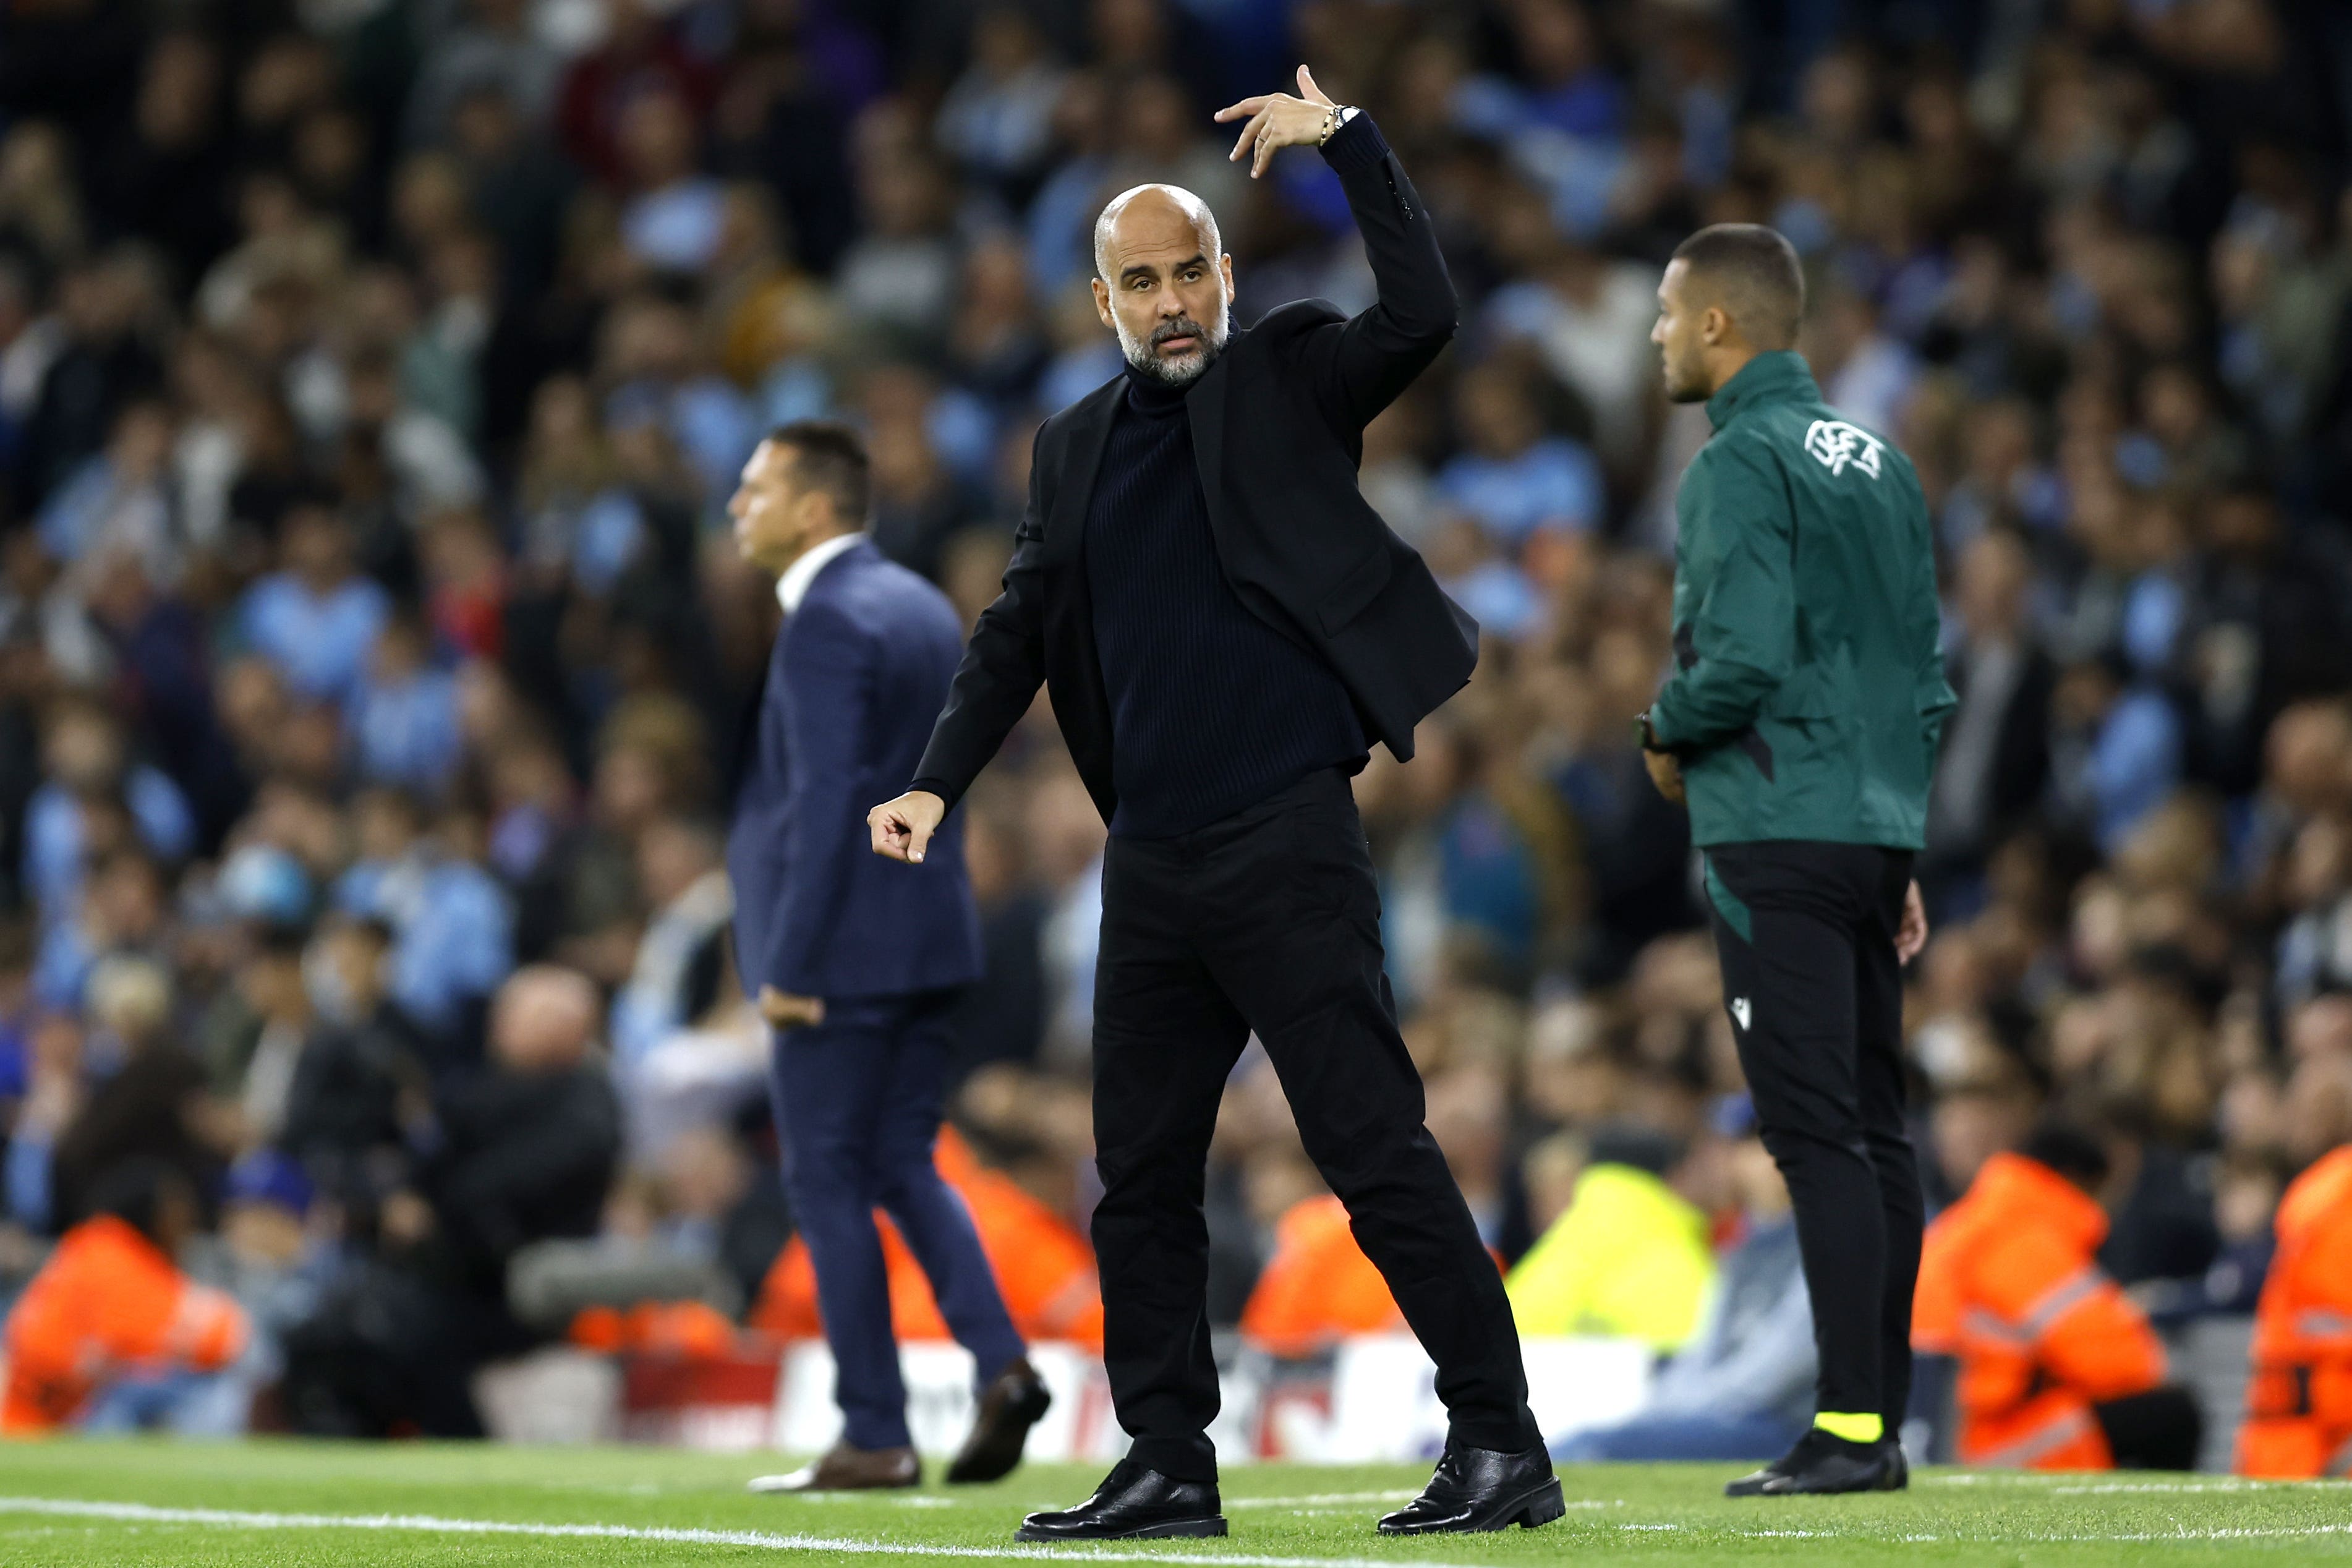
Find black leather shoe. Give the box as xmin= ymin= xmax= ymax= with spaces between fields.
xmin=945 ymin=1357 xmax=1051 ymax=1484
xmin=1378 ymin=1442 xmax=1566 ymax=1535
xmin=1878 ymin=1438 xmax=1909 ymax=1491
xmin=1724 ymin=1428 xmax=1891 ymax=1497
xmin=1015 ymin=1461 xmax=1226 ymax=1541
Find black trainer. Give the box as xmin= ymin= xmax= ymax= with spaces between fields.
xmin=1378 ymin=1442 xmax=1567 ymax=1535
xmin=1015 ymin=1460 xmax=1226 ymax=1541
xmin=1878 ymin=1438 xmax=1909 ymax=1491
xmin=1724 ymin=1428 xmax=1892 ymax=1497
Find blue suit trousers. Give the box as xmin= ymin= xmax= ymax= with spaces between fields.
xmin=768 ymin=989 xmax=1025 ymax=1451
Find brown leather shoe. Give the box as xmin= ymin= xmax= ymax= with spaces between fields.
xmin=748 ymin=1442 xmax=921 ymax=1493
xmin=945 ymin=1357 xmax=1052 ymax=1484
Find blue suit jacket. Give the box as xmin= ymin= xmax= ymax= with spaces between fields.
xmin=728 ymin=540 xmax=983 ymax=1001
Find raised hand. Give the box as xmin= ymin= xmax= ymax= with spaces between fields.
xmin=1214 ymin=65 xmax=1340 ymax=179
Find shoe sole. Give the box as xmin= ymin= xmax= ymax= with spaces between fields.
xmin=1015 ymin=1517 xmax=1227 ymax=1541
xmin=1751 ymin=1466 xmax=1893 ymax=1498
xmin=1377 ymin=1478 xmax=1566 ymax=1535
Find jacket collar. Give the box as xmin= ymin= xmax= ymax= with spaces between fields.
xmin=1705 ymin=350 xmax=1818 ymax=432
xmin=1044 ymin=349 xmax=1237 ymax=566
xmin=775 ymin=531 xmax=869 ymax=614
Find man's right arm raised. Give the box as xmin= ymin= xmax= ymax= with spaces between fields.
xmin=871 ymin=424 xmax=1051 ymax=864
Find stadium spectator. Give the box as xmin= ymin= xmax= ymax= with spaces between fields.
xmin=278 ymin=965 xmax=616 ymax=1437
xmin=236 ymin=503 xmax=392 ymax=707
xmin=407 ymin=964 xmax=618 ymax=1297
xmin=276 ymin=913 xmax=424 ymax=1195
xmin=1914 ymin=1122 xmax=2202 ymax=1470
xmin=48 ymin=957 xmax=233 ymax=1234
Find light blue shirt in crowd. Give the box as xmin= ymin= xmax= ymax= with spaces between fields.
xmin=1437 ymin=437 xmax=1604 ymax=545
xmin=239 ymin=573 xmax=393 ymax=705
xmin=349 ymin=666 xmax=466 ymax=793
xmin=2092 ymin=688 xmax=2184 ymax=854
xmin=337 ymin=853 xmax=514 ymax=1034
xmin=622 ymin=179 xmax=729 ymax=274
xmin=22 ymin=771 xmax=196 ymax=924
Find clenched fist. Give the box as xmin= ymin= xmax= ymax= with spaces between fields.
xmin=868 ymin=790 xmax=945 ymax=864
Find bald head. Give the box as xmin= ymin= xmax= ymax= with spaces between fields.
xmin=1091 ymin=183 xmax=1234 ymax=388
xmin=1093 ymin=184 xmax=1220 ymax=283
xmin=492 ymin=964 xmax=602 ymax=1074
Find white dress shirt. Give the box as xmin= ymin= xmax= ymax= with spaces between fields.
xmin=775 ymin=530 xmax=867 ymax=615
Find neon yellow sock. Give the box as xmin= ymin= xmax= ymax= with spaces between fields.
xmin=1813 ymin=1412 xmax=1883 ymax=1444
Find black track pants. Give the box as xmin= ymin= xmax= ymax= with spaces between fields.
xmin=1704 ymin=839 xmax=1924 ymax=1430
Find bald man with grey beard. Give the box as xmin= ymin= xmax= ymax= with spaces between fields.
xmin=867 ymin=67 xmax=1558 ymax=1543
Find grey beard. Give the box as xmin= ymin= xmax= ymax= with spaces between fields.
xmin=1124 ymin=334 xmax=1223 ymax=387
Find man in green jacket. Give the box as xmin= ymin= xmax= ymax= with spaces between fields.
xmin=1638 ymin=224 xmax=1954 ymax=1498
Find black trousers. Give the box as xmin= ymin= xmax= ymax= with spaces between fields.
xmin=1091 ymin=766 xmax=1539 ymax=1481
xmin=1704 ymin=839 xmax=1924 ymax=1431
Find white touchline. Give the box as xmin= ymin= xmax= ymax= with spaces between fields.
xmin=17 ymin=1490 xmax=2352 ymax=1551
xmin=0 ymin=1497 xmax=1464 ymax=1568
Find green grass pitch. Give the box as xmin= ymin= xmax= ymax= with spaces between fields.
xmin=0 ymin=1442 xmax=2347 ymax=1565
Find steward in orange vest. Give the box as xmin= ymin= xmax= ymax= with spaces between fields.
xmin=1913 ymin=1125 xmax=2199 ymax=1470
xmin=1240 ymin=1195 xmax=1405 ymax=1354
xmin=2239 ymin=1144 xmax=2352 ymax=1476
xmin=2 ymin=1164 xmax=248 ymax=1433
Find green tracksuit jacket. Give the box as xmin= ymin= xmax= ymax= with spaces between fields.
xmin=1647 ymin=351 xmax=1954 ymax=850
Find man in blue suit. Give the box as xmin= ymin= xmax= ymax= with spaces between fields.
xmin=726 ymin=422 xmax=1049 ymax=1492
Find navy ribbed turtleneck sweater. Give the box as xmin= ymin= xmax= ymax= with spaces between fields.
xmin=1085 ymin=361 xmax=1367 ymax=838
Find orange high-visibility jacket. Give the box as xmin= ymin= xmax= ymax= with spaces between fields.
xmin=2 ymin=1215 xmax=248 ymax=1433
xmin=1240 ymin=1196 xmax=1405 ymax=1355
xmin=752 ymin=1128 xmax=1104 ymax=1350
xmin=1913 ymin=1153 xmax=2167 ymax=1469
xmin=2238 ymin=1146 xmax=2352 ymax=1476
xmin=570 ymin=1300 xmax=740 ymax=1360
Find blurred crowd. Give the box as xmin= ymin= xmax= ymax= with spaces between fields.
xmin=2 ymin=0 xmax=2352 ymax=1451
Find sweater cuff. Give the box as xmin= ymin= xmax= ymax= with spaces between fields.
xmin=908 ymin=777 xmax=958 ymax=812
xmin=1319 ymin=111 xmax=1389 ymax=176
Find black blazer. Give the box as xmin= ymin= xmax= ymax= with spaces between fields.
xmin=911 ymin=116 xmax=1477 ymax=824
